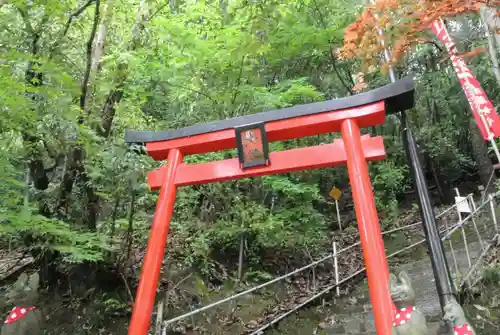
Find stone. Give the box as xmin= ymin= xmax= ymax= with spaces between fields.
xmin=344 ymin=317 xmax=362 ymax=333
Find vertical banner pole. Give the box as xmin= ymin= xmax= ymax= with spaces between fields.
xmin=479 ymin=112 xmax=500 ymax=163
xmin=489 ymin=194 xmax=498 ymax=233
xmin=129 ymin=148 xmax=183 ymax=335
xmin=369 ymin=4 xmax=456 ymax=316
xmin=454 ymin=189 xmax=472 ymax=275
xmin=341 ymin=119 xmax=393 ymax=335
xmin=401 ymin=112 xmax=456 ymax=308
xmin=335 ymin=200 xmax=342 ymax=231
xmin=333 ymin=241 xmax=340 ymax=297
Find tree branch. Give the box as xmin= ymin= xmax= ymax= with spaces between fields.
xmin=159 ymin=81 xmax=218 ymax=104
xmin=80 ymin=0 xmax=101 ymax=112
xmin=57 ymin=1 xmax=101 ymax=228
xmin=329 ymin=52 xmax=353 ymax=95
xmin=230 ymin=55 xmax=247 ymax=112
xmin=63 ymin=0 xmax=96 ymax=37
xmin=147 ymin=2 xmax=170 ymax=22
xmin=15 ymin=6 xmax=34 ymax=35
xmin=309 ymin=0 xmax=353 ymax=95
xmin=425 ymin=40 xmax=443 ymax=52
xmin=97 ymin=0 xmax=149 ymax=137
xmin=49 ymin=0 xmax=96 ymax=57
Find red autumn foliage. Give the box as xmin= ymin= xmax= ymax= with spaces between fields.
xmin=342 ymin=0 xmax=500 ymax=69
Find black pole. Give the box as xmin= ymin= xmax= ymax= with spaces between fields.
xmin=381 ymin=59 xmax=456 ymax=312
xmin=400 ymin=111 xmax=455 ymax=335
xmin=400 ymin=111 xmax=456 ymax=307
xmin=369 ymin=6 xmax=456 ymax=333
xmin=374 ymin=26 xmax=456 ymax=312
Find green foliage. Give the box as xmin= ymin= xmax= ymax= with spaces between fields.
xmin=482 ymin=265 xmax=500 ymax=285
xmin=0 ymin=209 xmax=112 ymax=263
xmin=0 ymin=0 xmax=499 ymax=287
xmin=100 ymin=295 xmax=131 ymax=316
xmin=371 ymin=160 xmax=409 ymax=227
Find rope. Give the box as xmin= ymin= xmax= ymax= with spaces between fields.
xmin=442 ymin=213 xmax=461 ymax=284
xmin=480 ymin=169 xmax=496 ymax=204
xmin=162 ymin=223 xmax=425 ymax=326
xmin=441 ymin=195 xmax=495 ymax=240
xmin=248 ymin=268 xmax=366 ymax=335
xmin=162 ymin=192 xmax=500 ymax=329
xmin=163 ymin=243 xmax=358 ymax=326
xmin=249 ymin=197 xmax=499 ymax=334
xmin=467 ymin=195 xmax=485 ymax=248
xmin=460 ymin=233 xmax=499 ymax=288
xmin=250 ymin=222 xmax=469 ymax=335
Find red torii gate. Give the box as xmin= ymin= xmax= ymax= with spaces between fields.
xmin=125 ymin=77 xmax=415 ymax=335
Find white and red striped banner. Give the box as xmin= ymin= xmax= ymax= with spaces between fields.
xmin=431 ymin=18 xmax=500 ymax=140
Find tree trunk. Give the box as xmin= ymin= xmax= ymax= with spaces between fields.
xmin=469 ymin=118 xmax=496 ymax=192
xmin=237 ymin=219 xmax=245 ymax=281
xmin=480 ymin=6 xmax=500 ymax=86
xmin=92 ymin=0 xmax=113 ymax=72
xmin=23 ymin=26 xmax=50 ymax=191
xmin=100 ymin=83 xmax=124 ymax=137
xmin=79 ymin=0 xmax=101 ymax=111
xmin=480 ymin=6 xmax=500 ymax=53
xmin=57 ymin=0 xmax=101 ymax=229
xmin=24 ymin=167 xmax=30 ymax=208
xmin=99 ymin=0 xmax=149 ymax=137
xmin=85 ymin=0 xmax=114 ymax=110
xmin=126 ymin=191 xmax=136 ymax=261
xmin=108 ymin=197 xmax=120 ymax=260
xmin=25 ymin=150 xmax=49 ymax=190
xmin=109 ymin=197 xmax=120 ymax=241
xmin=427 ymin=153 xmax=451 ymax=204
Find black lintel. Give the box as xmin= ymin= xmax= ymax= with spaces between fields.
xmin=125 ymin=76 xmax=414 ymax=144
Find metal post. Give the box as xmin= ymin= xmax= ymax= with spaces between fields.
xmin=335 ymin=199 xmax=342 ymax=231
xmin=129 ymin=149 xmax=183 ymax=335
xmin=467 ymin=194 xmax=485 ymax=248
xmin=333 ymin=242 xmax=340 ymax=297
xmin=341 ymin=119 xmax=393 ymax=335
xmin=401 ymin=115 xmax=456 ymax=311
xmin=369 ymin=7 xmax=456 ymax=334
xmin=489 ymin=194 xmax=498 ymax=233
xmin=370 ymin=3 xmax=456 ymax=313
xmin=478 ymin=111 xmax=500 ymax=164
xmin=443 ymin=216 xmax=460 ymax=291
xmin=454 ymin=190 xmax=472 ymax=274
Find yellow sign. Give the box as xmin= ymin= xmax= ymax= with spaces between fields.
xmin=329 ymin=187 xmax=342 ymax=201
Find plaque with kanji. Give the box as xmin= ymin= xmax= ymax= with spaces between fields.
xmin=235 ymin=122 xmax=270 ymax=169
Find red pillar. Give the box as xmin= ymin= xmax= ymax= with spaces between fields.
xmin=128 ymin=149 xmax=183 ymax=335
xmin=341 ymin=119 xmax=393 ymax=335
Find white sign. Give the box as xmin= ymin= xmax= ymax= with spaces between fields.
xmin=455 ymin=196 xmax=471 ymax=213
